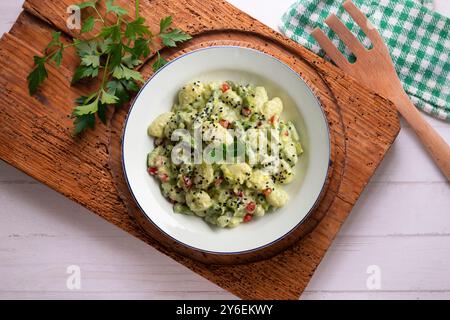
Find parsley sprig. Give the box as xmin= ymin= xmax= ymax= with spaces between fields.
xmin=27 ymin=0 xmax=191 ymax=135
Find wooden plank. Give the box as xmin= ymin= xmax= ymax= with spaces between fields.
xmin=0 ymin=160 xmax=38 ymax=183
xmin=340 ymin=182 xmax=450 ymax=236
xmin=0 ymin=0 xmax=400 ymax=299
xmin=0 ymin=0 xmax=22 ymax=34
xmin=2 ymin=175 xmax=448 ymax=299
xmin=0 ymin=291 xmax=235 ymax=300
xmin=1 ymin=235 xmax=449 ymax=298
xmin=302 ymin=291 xmax=450 ymax=300
xmin=372 ymin=127 xmax=450 ymax=182
xmin=306 ymin=236 xmax=450 ymax=291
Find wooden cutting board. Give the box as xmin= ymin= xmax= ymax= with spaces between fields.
xmin=0 ymin=0 xmax=400 ymax=299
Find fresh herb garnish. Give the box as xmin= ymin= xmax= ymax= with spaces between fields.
xmin=27 ymin=0 xmax=191 ymax=135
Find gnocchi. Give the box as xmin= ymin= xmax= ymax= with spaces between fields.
xmin=148 ymin=112 xmax=174 ymax=138
xmin=146 ymin=81 xmax=304 ymax=228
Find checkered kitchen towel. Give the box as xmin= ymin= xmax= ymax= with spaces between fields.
xmin=280 ymin=0 xmax=450 ymax=120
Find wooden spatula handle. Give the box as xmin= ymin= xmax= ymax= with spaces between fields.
xmin=393 ymin=91 xmax=450 ymax=180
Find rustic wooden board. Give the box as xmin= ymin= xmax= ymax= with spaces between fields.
xmin=0 ymin=0 xmax=400 ymax=299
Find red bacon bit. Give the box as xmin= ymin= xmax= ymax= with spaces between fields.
xmin=221 ymin=83 xmax=230 ymax=93
xmin=219 ymin=119 xmax=230 ymax=129
xmin=262 ymin=188 xmax=272 ymax=197
xmin=245 ymin=202 xmax=256 ymax=213
xmin=233 ymin=190 xmax=243 ymax=197
xmin=182 ymin=176 xmax=193 ymax=189
xmin=269 ymin=115 xmax=278 ymax=125
xmin=148 ymin=167 xmax=158 ymax=176
xmin=214 ymin=177 xmax=224 ymax=187
xmin=283 ymin=131 xmax=289 ymax=137
xmin=159 ymin=173 xmax=169 ymax=183
xmin=242 ymin=107 xmax=252 ymax=117
xmin=244 ymin=214 xmax=253 ymax=223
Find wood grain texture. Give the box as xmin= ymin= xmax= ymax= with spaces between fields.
xmin=0 ymin=0 xmax=400 ymax=299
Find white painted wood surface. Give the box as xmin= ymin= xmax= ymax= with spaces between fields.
xmin=0 ymin=0 xmax=449 ymax=300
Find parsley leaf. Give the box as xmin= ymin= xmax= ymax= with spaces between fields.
xmin=152 ymin=52 xmax=167 ymax=72
xmin=98 ymin=38 xmax=113 ymax=54
xmin=113 ymin=64 xmax=144 ymax=82
xmin=71 ymin=65 xmax=99 ymax=84
xmin=122 ymin=54 xmax=141 ymax=69
xmin=27 ymin=0 xmax=191 ymax=136
xmin=159 ymin=16 xmax=172 ymax=33
xmin=73 ymin=113 xmax=96 ymax=136
xmin=73 ymin=96 xmax=99 ymax=116
xmin=131 ymin=38 xmax=150 ymax=58
xmin=73 ymin=40 xmax=100 ymax=83
xmin=125 ymin=17 xmax=151 ymax=40
xmin=81 ymin=16 xmax=96 ymax=34
xmin=105 ymin=42 xmax=123 ymax=70
xmin=75 ymin=40 xmax=99 ymax=57
xmin=107 ymin=79 xmax=140 ymax=108
xmin=81 ymin=54 xmax=100 ymax=68
xmin=27 ymin=56 xmax=48 ymax=95
xmin=100 ymin=89 xmax=119 ymax=104
xmin=122 ymin=79 xmax=140 ymax=92
xmin=51 ymin=48 xmax=64 ymax=67
xmin=46 ymin=31 xmax=62 ymax=51
xmin=106 ymin=0 xmax=128 ymax=16
xmin=160 ymin=29 xmax=192 ymax=47
xmin=75 ymin=95 xmax=91 ymax=105
xmin=99 ymin=25 xmax=121 ymax=42
xmin=107 ymin=80 xmax=130 ymax=107
xmin=97 ymin=101 xmax=108 ymax=124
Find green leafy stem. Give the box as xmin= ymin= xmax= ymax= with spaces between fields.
xmin=27 ymin=0 xmax=191 ymax=135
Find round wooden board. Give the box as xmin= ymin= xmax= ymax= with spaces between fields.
xmin=107 ymin=32 xmax=346 ymax=265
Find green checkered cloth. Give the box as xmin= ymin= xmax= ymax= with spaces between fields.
xmin=280 ymin=0 xmax=450 ymax=120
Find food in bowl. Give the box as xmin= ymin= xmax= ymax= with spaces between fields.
xmin=146 ymin=80 xmax=304 ymax=228
xmin=123 ymin=46 xmax=330 ymax=254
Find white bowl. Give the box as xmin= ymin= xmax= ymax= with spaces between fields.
xmin=122 ymin=46 xmax=330 ymax=254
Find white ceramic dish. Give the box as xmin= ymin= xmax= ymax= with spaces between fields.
xmin=122 ymin=46 xmax=330 ymax=254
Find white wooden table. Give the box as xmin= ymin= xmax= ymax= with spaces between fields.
xmin=1 ymin=0 xmax=449 ymax=300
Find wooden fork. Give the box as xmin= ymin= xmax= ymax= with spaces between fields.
xmin=312 ymin=0 xmax=450 ymax=180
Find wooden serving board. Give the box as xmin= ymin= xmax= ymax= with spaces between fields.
xmin=0 ymin=0 xmax=400 ymax=299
